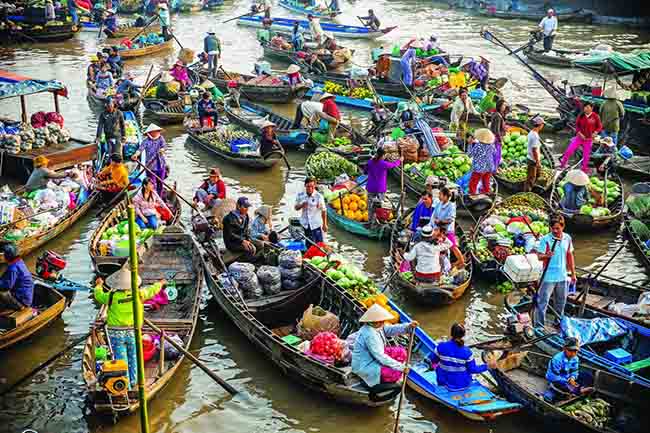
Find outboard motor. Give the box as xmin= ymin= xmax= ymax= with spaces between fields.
xmin=35 ymin=250 xmax=67 ymax=281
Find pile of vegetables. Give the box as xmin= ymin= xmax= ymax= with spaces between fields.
xmin=562 ymin=398 xmax=612 ymax=429
xmin=305 ymin=151 xmax=359 ymax=181
xmin=198 ymin=126 xmax=254 ymax=153
xmin=627 ymin=194 xmax=650 ymax=219
xmin=403 ymin=145 xmax=472 ymax=182
xmin=322 ymin=81 xmax=373 ymax=99
xmin=305 ymin=255 xmax=379 ymax=302
xmin=98 ymin=220 xmax=159 ymax=256
xmin=498 ymin=165 xmax=553 ymax=184
xmin=495 ymin=280 xmax=514 ymax=293
xmin=557 ymin=176 xmax=620 ymax=218
xmin=309 ymin=331 xmax=345 ymax=360
xmin=501 ymin=130 xmax=535 ymax=163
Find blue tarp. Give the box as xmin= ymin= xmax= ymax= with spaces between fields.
xmin=0 ymin=70 xmax=67 ymax=100
xmin=561 ymin=316 xmax=628 ymax=346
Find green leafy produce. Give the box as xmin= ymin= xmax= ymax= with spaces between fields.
xmin=630 ymin=218 xmax=650 ymax=241
xmin=627 ymin=195 xmax=650 ymax=219
xmin=305 ymin=151 xmax=360 ymax=181
xmin=405 ymin=150 xmax=472 ymax=182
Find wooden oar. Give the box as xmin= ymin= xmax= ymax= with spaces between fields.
xmin=128 ymin=14 xmax=159 ymax=43
xmin=393 ymin=327 xmax=416 ymax=433
xmin=219 ymin=66 xmax=252 ymax=101
xmin=222 ymin=9 xmax=257 ymax=24
xmin=134 ymin=64 xmax=155 ymax=109
xmin=577 ymin=241 xmax=627 ymax=317
xmin=168 ymin=29 xmax=185 ymax=50
xmin=143 ymin=317 xmax=238 ymax=395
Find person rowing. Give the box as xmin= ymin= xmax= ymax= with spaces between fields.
xmin=358 ymin=9 xmax=380 ymax=31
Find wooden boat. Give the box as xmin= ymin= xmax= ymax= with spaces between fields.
xmin=479 ymin=8 xmax=593 ymax=23
xmin=0 ymin=279 xmax=71 ymax=350
xmin=623 ymin=213 xmax=650 ymax=273
xmin=389 ymin=208 xmax=473 ymax=306
xmin=178 ymin=0 xmax=203 ymax=12
xmin=389 ymin=301 xmax=522 ymax=419
xmin=551 ymin=170 xmax=624 ymax=231
xmin=86 ymin=83 xmax=141 ymax=112
xmin=309 ymin=123 xmax=373 ymax=163
xmin=88 ymin=189 xmax=182 ymax=276
xmin=278 ymin=0 xmax=341 ymax=20
xmin=202 ymin=247 xmax=402 ymax=406
xmin=186 ymin=127 xmax=284 ymax=169
xmin=470 ymin=193 xmax=550 ymax=279
xmin=326 ymin=199 xmax=394 ymax=240
xmin=524 ymin=48 xmax=581 ymax=68
xmin=304 ymin=84 xmax=403 ymax=111
xmin=118 ymin=3 xmax=142 ymax=14
xmin=506 ymin=291 xmax=650 ymax=390
xmin=261 ymin=42 xmax=350 ymax=70
xmin=495 ymin=141 xmax=556 ymax=194
xmin=206 ymin=69 xmax=309 ymax=103
xmin=204 ymin=0 xmax=224 ymax=9
xmin=107 ymin=23 xmax=162 ymax=39
xmin=391 ymin=160 xmax=498 ymax=218
xmin=142 ymin=69 xmax=200 ymax=124
xmin=591 ymin=154 xmax=650 ymax=182
xmin=237 ymin=15 xmax=397 ymax=40
xmin=303 ymin=70 xmax=411 ymax=98
xmin=82 ymin=227 xmax=204 ymax=417
xmin=489 ymin=351 xmax=649 ymax=432
xmin=570 ymin=275 xmax=650 ymax=328
xmin=22 ymin=22 xmax=78 ymax=42
xmin=118 ymin=38 xmax=174 ymax=60
xmin=223 ymin=101 xmax=310 ymax=149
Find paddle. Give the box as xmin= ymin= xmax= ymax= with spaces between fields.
xmin=128 ymin=14 xmax=159 ymax=43
xmin=222 ymin=9 xmax=258 ymax=24
xmin=134 ymin=64 xmax=155 ymax=109
xmin=143 ymin=317 xmax=238 ymax=395
xmin=263 ymin=148 xmax=291 ymax=170
xmin=393 ymin=326 xmax=416 ymax=433
xmin=219 ymin=66 xmax=253 ymax=102
xmin=168 ymin=29 xmax=185 ymax=50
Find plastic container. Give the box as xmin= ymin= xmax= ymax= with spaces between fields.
xmin=604 ymin=348 xmax=633 ymax=365
xmin=503 ymin=254 xmax=543 ymax=283
xmin=279 ymin=239 xmax=307 ymax=251
xmin=113 ymin=240 xmax=131 ymax=257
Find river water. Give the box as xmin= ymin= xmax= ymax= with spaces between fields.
xmin=1 ymin=2 xmax=649 ymax=433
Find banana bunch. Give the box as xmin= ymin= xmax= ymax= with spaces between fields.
xmin=349 ymin=87 xmax=373 ymax=99
xmin=323 ymin=81 xmax=348 ymax=96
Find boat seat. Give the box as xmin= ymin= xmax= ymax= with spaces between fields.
xmin=0 ymin=307 xmax=34 ymax=329
xmin=624 ymin=357 xmax=650 ymax=372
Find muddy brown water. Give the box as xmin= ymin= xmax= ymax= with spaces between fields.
xmin=1 ymin=2 xmax=649 ymax=432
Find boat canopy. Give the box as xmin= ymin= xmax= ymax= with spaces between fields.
xmin=574 ymin=51 xmax=650 ymax=75
xmin=0 ymin=70 xmax=68 ymax=100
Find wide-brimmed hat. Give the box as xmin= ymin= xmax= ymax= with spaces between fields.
xmin=604 ymin=87 xmax=617 ymax=99
xmin=286 ymin=64 xmax=301 ymax=74
xmin=255 ymin=205 xmax=272 ymax=220
xmin=475 ymin=128 xmax=495 ymax=144
xmin=566 ymin=169 xmax=590 ymax=186
xmin=425 ymin=175 xmax=437 ymax=186
xmin=199 ymin=79 xmax=216 ymax=89
xmin=33 ymin=155 xmax=49 ymax=168
xmin=144 ymin=123 xmax=162 ymax=134
xmin=173 ymin=60 xmax=184 ymax=67
xmin=564 ymin=336 xmax=579 ymax=350
xmin=261 ymin=120 xmax=276 ymax=130
xmin=359 ymin=304 xmax=394 ymax=323
xmin=421 ymin=224 xmax=434 ymax=238
xmin=319 ymin=92 xmax=335 ymax=101
xmin=90 ymin=55 xmax=99 ymax=62
xmin=209 ymin=167 xmax=221 ymax=177
xmin=159 ymin=71 xmax=174 ymax=83
xmin=106 ymin=268 xmax=142 ymax=291
xmin=531 ymin=115 xmax=545 ymax=126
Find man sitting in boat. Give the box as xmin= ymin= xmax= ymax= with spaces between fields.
xmin=358 ymin=9 xmax=381 ymax=31
xmin=87 ymin=55 xmax=101 ymax=84
xmin=116 ymin=71 xmax=141 ymax=106
xmin=544 ymin=337 xmax=593 ymax=402
xmin=223 ymin=197 xmax=263 ymax=261
xmin=133 ymin=178 xmax=172 ymax=229
xmin=559 ymin=169 xmax=590 ymax=212
xmin=429 ymin=323 xmax=494 ymax=390
xmin=302 ymin=52 xmax=327 ymax=75
xmin=197 ymin=91 xmax=219 ymax=129
xmin=94 ymin=270 xmax=166 ymax=390
xmin=106 ymin=46 xmax=123 ymax=78
xmin=0 ymin=243 xmax=34 ymax=312
xmin=291 ymin=24 xmax=305 ymax=52
xmin=351 ymin=304 xmax=417 ymax=392
xmin=285 ymin=64 xmax=312 ymax=92
xmin=96 ymin=153 xmax=129 ymax=194
xmin=402 ymin=225 xmax=452 ymax=283
xmin=194 ymin=168 xmax=226 ymax=209
xmin=24 ymin=156 xmax=68 ymax=192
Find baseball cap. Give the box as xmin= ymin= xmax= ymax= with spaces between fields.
xmin=237 ymin=197 xmax=251 ymax=208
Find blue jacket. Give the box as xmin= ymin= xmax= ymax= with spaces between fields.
xmin=351 ymin=323 xmax=410 ymax=387
xmin=204 ymin=35 xmax=221 ymax=53
xmin=0 ymin=259 xmax=34 ymax=307
xmin=546 ymin=351 xmax=579 ymax=385
xmin=560 ymin=182 xmax=588 ymax=211
xmin=197 ymin=98 xmax=216 ymax=117
xmin=430 ymin=340 xmax=487 ymax=390
xmin=410 ymin=202 xmax=433 ymax=231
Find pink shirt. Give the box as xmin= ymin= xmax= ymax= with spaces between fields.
xmin=133 ymin=189 xmax=170 ymax=218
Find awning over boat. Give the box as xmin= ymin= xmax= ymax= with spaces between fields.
xmin=574 ymin=52 xmax=650 ymax=75
xmin=0 ymin=70 xmax=68 ymax=100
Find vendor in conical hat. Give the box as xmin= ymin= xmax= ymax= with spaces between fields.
xmin=560 ymin=169 xmax=591 ymax=211
xmin=259 ymin=120 xmax=282 ymax=156
xmin=132 ymin=123 xmax=169 ymax=195
xmin=467 ymin=128 xmax=496 ymax=196
xmin=599 ymin=86 xmax=625 ymax=147
xmin=94 ymin=269 xmax=166 ymax=390
xmin=198 ymin=78 xmax=223 ymax=101
xmin=170 ymin=59 xmax=191 ymax=91
xmin=156 ymin=71 xmax=178 ymax=101
xmin=351 ymin=304 xmax=418 ymax=389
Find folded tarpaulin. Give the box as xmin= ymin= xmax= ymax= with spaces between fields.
xmin=561 ymin=316 xmax=628 ymax=346
xmin=574 ymin=51 xmax=650 ymax=74
xmin=0 ymin=70 xmax=68 ymax=100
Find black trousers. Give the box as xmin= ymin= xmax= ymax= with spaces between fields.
xmin=293 ymin=104 xmax=305 ymax=128
xmin=543 ymin=35 xmax=554 ymax=52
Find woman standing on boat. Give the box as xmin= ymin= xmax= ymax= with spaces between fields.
xmin=132 ymin=123 xmax=169 ymax=196
xmin=351 ymin=304 xmax=417 ymax=390
xmin=365 ymin=147 xmax=401 ymax=227
xmin=560 ymin=102 xmax=602 ymax=173
xmin=489 ymin=99 xmax=508 ymax=170
xmin=94 ymin=270 xmax=165 ymax=390
xmin=400 ymin=39 xmax=422 ymax=87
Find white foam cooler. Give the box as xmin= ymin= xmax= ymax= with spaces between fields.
xmin=503 ymin=254 xmax=543 ymax=284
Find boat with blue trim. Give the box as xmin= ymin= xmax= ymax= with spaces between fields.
xmin=305 ymin=84 xmax=403 ymax=111
xmin=237 ymin=16 xmax=396 ymax=40
xmin=278 ymin=0 xmax=341 ymax=20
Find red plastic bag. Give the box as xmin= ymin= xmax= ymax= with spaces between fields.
xmin=30 ymin=111 xmax=47 ymax=128
xmin=156 ymin=204 xmax=173 ymax=222
xmin=45 ymin=112 xmax=64 ymax=127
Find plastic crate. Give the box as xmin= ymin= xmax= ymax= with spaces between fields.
xmin=503 ymin=254 xmax=542 ymax=284
xmin=604 ymin=348 xmax=633 ymax=365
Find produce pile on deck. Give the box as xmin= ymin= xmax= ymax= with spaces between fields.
xmin=0 ymin=167 xmax=93 ymax=242
xmin=194 ymin=125 xmax=257 ymax=154
xmin=0 ymin=113 xmax=71 ymax=153
xmin=305 ymin=151 xmax=360 ymax=181
xmin=557 ymin=175 xmax=621 ymax=218
xmin=117 ymin=33 xmax=166 ymax=50
xmin=322 ymin=81 xmax=374 ymax=99
xmin=627 ymin=193 xmax=650 ymax=257
xmin=323 ymin=186 xmax=395 ymax=224
xmin=403 ymin=145 xmax=472 ymax=181
xmin=97 ymin=221 xmax=162 ymax=257
xmin=304 ymin=255 xmax=381 ymax=303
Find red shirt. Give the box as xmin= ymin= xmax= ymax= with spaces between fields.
xmin=576 ymin=112 xmax=602 ymax=138
xmin=322 ymin=99 xmax=341 ymax=120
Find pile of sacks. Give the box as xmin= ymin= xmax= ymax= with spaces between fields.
xmin=399 ymin=136 xmax=419 ymax=163
xmin=228 ymin=262 xmax=262 ymax=299
xmin=279 ymin=249 xmax=303 ymax=290
xmin=0 ymin=119 xmax=71 ymax=154
xmin=256 ymin=265 xmax=282 ymax=296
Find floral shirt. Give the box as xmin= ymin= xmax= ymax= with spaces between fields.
xmin=468 ymin=141 xmax=495 ymax=173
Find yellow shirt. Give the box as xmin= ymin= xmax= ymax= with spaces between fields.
xmin=100 ymin=163 xmax=129 ymax=189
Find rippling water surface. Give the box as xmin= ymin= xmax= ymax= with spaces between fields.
xmin=1 ymin=2 xmax=649 ymax=432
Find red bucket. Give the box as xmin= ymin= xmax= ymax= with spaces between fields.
xmin=375 ymin=208 xmax=392 ymax=223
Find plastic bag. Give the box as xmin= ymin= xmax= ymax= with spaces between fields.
xmin=279 ymin=249 xmax=303 ymax=269
xmin=257 ymin=265 xmax=282 ymax=296
xmin=297 ymin=304 xmax=340 ymax=340
xmin=280 ymin=266 xmax=303 ymax=281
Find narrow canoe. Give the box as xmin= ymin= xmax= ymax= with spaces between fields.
xmin=325 ymin=197 xmax=394 ymax=240
xmin=186 ymin=128 xmax=284 ymax=169
xmin=107 ymin=23 xmax=162 ymax=39
xmin=202 ymin=246 xmax=402 ymax=406
xmin=118 ymin=38 xmax=174 ymax=60
xmin=88 ymin=188 xmax=182 ymax=276
xmin=308 ymin=123 xmax=373 ymax=163
xmin=303 ymin=70 xmax=411 ymax=98
xmin=13 ymin=23 xmax=78 ymax=42
xmin=204 ymin=0 xmax=224 ymax=9
xmin=82 ymin=227 xmax=204 ymax=417
xmin=278 ymin=0 xmax=342 ymax=20
xmin=591 ymin=154 xmax=650 ymax=182
xmin=389 ymin=208 xmax=473 ymax=306
xmin=0 ymin=280 xmax=70 ymax=350
xmin=622 ymin=213 xmax=650 ymax=273
xmin=506 ymin=291 xmax=650 ymax=390
xmin=524 ymin=48 xmax=580 ymax=68
xmin=142 ymin=69 xmax=200 ymax=124
xmin=304 ymin=84 xmax=403 ymax=111
xmin=551 ymin=170 xmax=624 ymax=231
xmin=261 ymin=42 xmax=351 ymax=69
xmin=490 ymin=351 xmax=649 ymax=432
xmin=178 ymin=1 xmax=203 ymax=12
xmin=237 ymin=15 xmax=397 ymax=40
xmin=206 ymin=69 xmax=308 ymax=103
xmin=223 ymin=101 xmax=310 ymax=149
xmin=390 ymin=301 xmax=522 ymax=420
xmin=479 ymin=8 xmax=593 ymax=23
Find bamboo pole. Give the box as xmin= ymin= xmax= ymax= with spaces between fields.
xmin=128 ymin=205 xmax=150 ymax=433
xmin=393 ymin=327 xmax=415 ymax=433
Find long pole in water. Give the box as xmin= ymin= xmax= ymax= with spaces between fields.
xmin=128 ymin=205 xmax=150 ymax=433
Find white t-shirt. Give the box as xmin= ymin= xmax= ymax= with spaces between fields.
xmin=301 ymin=101 xmax=324 ymax=119
xmin=403 ymin=238 xmax=452 ymax=274
xmin=539 ymin=16 xmax=558 ymax=36
xmin=296 ymin=191 xmax=326 ymax=230
xmin=527 ymin=130 xmax=541 ymax=162
xmin=309 ymin=18 xmax=324 ymax=38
